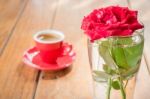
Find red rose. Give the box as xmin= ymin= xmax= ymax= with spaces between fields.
xmin=81 ymin=6 xmax=144 ymax=41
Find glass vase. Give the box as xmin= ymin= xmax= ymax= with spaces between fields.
xmin=88 ymin=30 xmax=144 ymax=99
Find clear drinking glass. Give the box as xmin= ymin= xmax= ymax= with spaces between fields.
xmin=88 ymin=30 xmax=144 ymax=99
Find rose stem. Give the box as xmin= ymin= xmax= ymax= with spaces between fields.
xmin=106 ymin=78 xmax=112 ymax=99
xmin=118 ymin=77 xmax=126 ymax=99
xmin=124 ymin=80 xmax=129 ymax=89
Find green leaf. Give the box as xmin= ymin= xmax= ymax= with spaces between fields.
xmin=111 ymin=37 xmax=132 ymax=69
xmin=93 ymin=70 xmax=111 ymax=82
xmin=112 ymin=80 xmax=120 ymax=90
xmin=97 ymin=35 xmax=144 ymax=80
xmin=123 ymin=40 xmax=144 ymax=68
xmin=111 ymin=36 xmax=144 ymax=70
xmin=112 ymin=46 xmax=129 ymax=69
xmin=103 ymin=64 xmax=117 ymax=75
xmin=98 ymin=40 xmax=117 ymax=70
xmin=122 ymin=63 xmax=140 ymax=79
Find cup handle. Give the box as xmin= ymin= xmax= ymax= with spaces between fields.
xmin=61 ymin=43 xmax=72 ymax=56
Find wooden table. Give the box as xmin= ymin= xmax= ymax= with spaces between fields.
xmin=0 ymin=0 xmax=149 ymax=99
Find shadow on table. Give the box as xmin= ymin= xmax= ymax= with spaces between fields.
xmin=17 ymin=62 xmax=73 ymax=80
xmin=41 ymin=65 xmax=73 ymax=80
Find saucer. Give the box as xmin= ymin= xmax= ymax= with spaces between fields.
xmin=23 ymin=43 xmax=76 ymax=70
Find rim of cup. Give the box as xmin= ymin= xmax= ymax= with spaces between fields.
xmin=33 ymin=29 xmax=65 ymax=44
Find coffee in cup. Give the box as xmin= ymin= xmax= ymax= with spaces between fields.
xmin=37 ymin=33 xmax=61 ymax=42
xmin=33 ymin=29 xmax=65 ymax=63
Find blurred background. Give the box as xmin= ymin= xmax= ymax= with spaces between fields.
xmin=0 ymin=0 xmax=149 ymax=99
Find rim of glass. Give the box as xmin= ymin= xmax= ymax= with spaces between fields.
xmin=107 ymin=28 xmax=144 ymax=39
xmin=88 ymin=28 xmax=144 ymax=47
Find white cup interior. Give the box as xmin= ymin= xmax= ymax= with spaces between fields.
xmin=33 ymin=29 xmax=65 ymax=44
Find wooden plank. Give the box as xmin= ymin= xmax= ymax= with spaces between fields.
xmin=34 ymin=0 xmax=127 ymax=99
xmin=0 ymin=0 xmax=28 ymax=55
xmin=128 ymin=0 xmax=150 ymax=73
xmin=0 ymin=0 xmax=57 ymax=99
xmin=134 ymin=58 xmax=150 ymax=99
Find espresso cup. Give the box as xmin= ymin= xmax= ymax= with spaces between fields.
xmin=33 ymin=29 xmax=65 ymax=63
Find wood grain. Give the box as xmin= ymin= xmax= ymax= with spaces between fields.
xmin=134 ymin=58 xmax=150 ymax=99
xmin=34 ymin=0 xmax=127 ymax=99
xmin=0 ymin=0 xmax=28 ymax=55
xmin=0 ymin=0 xmax=57 ymax=99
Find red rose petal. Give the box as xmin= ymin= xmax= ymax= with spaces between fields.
xmin=81 ymin=6 xmax=144 ymax=41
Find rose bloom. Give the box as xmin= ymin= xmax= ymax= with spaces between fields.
xmin=81 ymin=6 xmax=144 ymax=41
